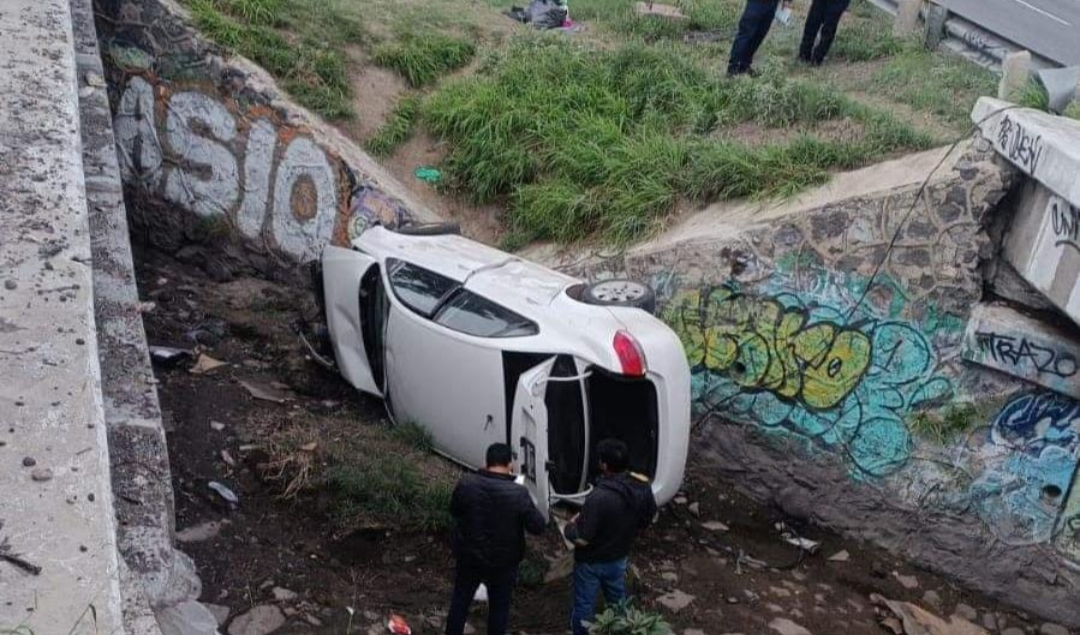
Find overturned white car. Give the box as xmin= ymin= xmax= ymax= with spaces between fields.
xmin=314 ymin=226 xmax=690 ymax=515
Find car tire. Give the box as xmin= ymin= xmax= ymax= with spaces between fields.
xmin=395 ymin=221 xmax=461 ymax=236
xmin=582 ymin=279 xmax=656 ymax=313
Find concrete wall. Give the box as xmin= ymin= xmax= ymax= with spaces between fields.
xmin=94 ymin=0 xmax=437 ymax=280
xmin=0 ymin=0 xmax=125 ymax=631
xmin=541 ymin=142 xmax=1080 ymax=626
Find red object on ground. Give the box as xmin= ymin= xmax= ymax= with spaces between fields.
xmin=387 ymin=614 xmax=412 ymax=635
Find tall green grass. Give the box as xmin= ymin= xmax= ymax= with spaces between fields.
xmin=873 ymin=41 xmax=997 ymax=126
xmin=184 ymin=0 xmax=361 ymax=119
xmin=424 ymin=37 xmax=932 ymax=244
xmin=365 ymin=94 xmax=422 ymax=156
xmin=373 ymin=33 xmax=476 ymax=87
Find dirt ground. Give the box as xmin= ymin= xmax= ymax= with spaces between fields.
xmin=137 ymin=247 xmax=1049 ymax=635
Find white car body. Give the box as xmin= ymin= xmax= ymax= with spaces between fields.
xmin=321 ymin=226 xmax=690 ymax=516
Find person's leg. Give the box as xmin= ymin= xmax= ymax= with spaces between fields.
xmin=799 ymin=0 xmax=828 ymax=61
xmin=571 ymin=562 xmax=602 ymax=635
xmin=812 ymin=0 xmax=851 ymax=63
xmin=745 ymin=0 xmax=780 ymax=67
xmin=728 ymin=0 xmax=777 ymax=75
xmin=445 ymin=564 xmax=482 ymax=635
xmin=598 ymin=558 xmax=629 ymax=610
xmin=483 ymin=567 xmax=518 ymax=635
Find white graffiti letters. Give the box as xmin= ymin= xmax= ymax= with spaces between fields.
xmin=164 ymin=92 xmax=240 ymax=219
xmin=113 ymin=77 xmax=339 ymax=261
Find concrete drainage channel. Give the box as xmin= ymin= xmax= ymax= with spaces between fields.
xmin=5 ymin=0 xmax=1080 ymax=632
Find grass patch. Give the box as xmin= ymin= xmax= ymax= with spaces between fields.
xmin=373 ymin=33 xmax=476 ymax=87
xmin=873 ymin=41 xmax=997 ymax=126
xmin=829 ymin=20 xmax=905 ymax=62
xmin=184 ymin=0 xmax=360 ymax=119
xmin=259 ymin=414 xmax=458 ymax=532
xmin=330 ymin=458 xmax=453 ymax=531
xmin=366 ymin=94 xmax=422 ymax=156
xmin=424 ymin=36 xmax=932 ymax=244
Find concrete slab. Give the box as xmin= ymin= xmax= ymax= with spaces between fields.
xmin=1003 ymin=181 xmax=1080 ymax=328
xmin=972 ymin=96 xmax=1080 ymax=209
xmin=962 ymin=303 xmax=1080 ymax=399
xmin=0 ymin=0 xmax=124 ymax=631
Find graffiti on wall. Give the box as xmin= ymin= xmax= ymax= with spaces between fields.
xmin=971 ymin=391 xmax=1080 ymax=551
xmin=662 ymin=262 xmax=956 ymax=477
xmin=113 ymin=73 xmax=413 ymax=262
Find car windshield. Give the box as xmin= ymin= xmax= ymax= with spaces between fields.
xmin=434 ymin=290 xmax=538 ymax=338
xmin=387 ymin=258 xmax=458 ymax=317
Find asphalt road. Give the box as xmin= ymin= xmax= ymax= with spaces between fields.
xmin=944 ymin=0 xmax=1080 ymax=66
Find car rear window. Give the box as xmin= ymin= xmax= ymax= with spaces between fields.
xmin=434 ymin=290 xmax=539 ymax=338
xmin=387 ymin=258 xmax=458 ymax=317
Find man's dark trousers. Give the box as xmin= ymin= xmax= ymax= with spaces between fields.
xmin=799 ymin=0 xmax=851 ymax=64
xmin=728 ymin=0 xmax=781 ymax=75
xmin=446 ymin=563 xmax=517 ymax=635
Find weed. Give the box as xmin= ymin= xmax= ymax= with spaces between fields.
xmin=588 ymin=603 xmax=671 ymax=635
xmin=1013 ymin=79 xmax=1050 ymax=111
xmin=1065 ymin=101 xmax=1080 ymax=122
xmin=373 ymin=34 xmax=476 ymax=87
xmin=829 ymin=21 xmax=905 ymax=62
xmin=908 ymin=402 xmax=980 ymax=444
xmin=366 ymin=94 xmax=422 ymax=157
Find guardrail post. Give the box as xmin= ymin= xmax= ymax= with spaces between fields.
xmin=894 ymin=0 xmax=923 ymax=36
xmin=923 ymin=2 xmax=948 ymax=49
xmin=998 ymin=50 xmax=1032 ymax=100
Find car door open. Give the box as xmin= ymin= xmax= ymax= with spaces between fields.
xmin=322 ymin=245 xmax=383 ymax=397
xmin=511 ymin=357 xmax=557 ymax=518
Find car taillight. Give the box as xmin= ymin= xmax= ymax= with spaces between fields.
xmin=613 ymin=330 xmax=647 ymax=377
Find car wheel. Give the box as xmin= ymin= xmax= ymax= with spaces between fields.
xmin=395 ymin=221 xmax=461 ymax=236
xmin=582 ymin=279 xmax=656 ymax=313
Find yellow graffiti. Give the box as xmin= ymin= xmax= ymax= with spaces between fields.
xmin=664 ymin=289 xmax=872 ymax=410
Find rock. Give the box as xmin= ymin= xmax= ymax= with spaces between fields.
xmin=22 ymin=457 xmax=36 ymax=467
xmin=228 ymin=605 xmax=286 ymax=635
xmin=209 ymin=481 xmax=240 ymax=508
xmin=1040 ymin=624 xmax=1070 ymax=635
xmin=177 ymin=520 xmax=227 ymax=543
xmin=156 ymin=600 xmax=220 ymax=635
xmin=1001 ymin=629 xmax=1025 ymax=635
xmin=656 ymin=589 xmax=695 ymax=612
xmin=893 ymin=572 xmax=919 ymax=590
xmin=661 ymin=571 xmax=679 ymax=582
xmin=827 ymin=550 xmax=850 ymax=562
xmin=210 ymin=420 xmax=226 ymax=431
xmin=674 ymin=496 xmax=688 ymax=505
xmin=688 ymin=502 xmax=700 ymax=517
xmin=921 ymin=590 xmax=942 ymax=609
xmin=684 ymin=630 xmax=707 ymax=635
xmin=203 ymin=603 xmax=231 ymax=626
xmin=954 ymin=604 xmax=979 ymax=622
xmin=4 ymin=280 xmax=17 ymax=290
xmin=31 ymin=467 xmax=53 ymax=482
xmin=305 ymin=615 xmax=323 ymax=627
xmin=463 ymin=623 xmax=476 ymax=635
xmin=726 ymin=597 xmax=740 ymax=604
xmin=701 ymin=521 xmax=730 ymax=532
xmin=981 ymin=613 xmax=997 ymax=631
xmin=768 ymin=618 xmax=813 ymax=635
xmin=271 ymin=587 xmax=298 ymax=602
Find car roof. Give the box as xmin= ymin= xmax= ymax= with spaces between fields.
xmin=353 ymin=227 xmax=581 ymax=310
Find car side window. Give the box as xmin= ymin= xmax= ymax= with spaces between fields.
xmin=387 ymin=258 xmax=458 ymax=318
xmin=434 ymin=290 xmax=539 ymax=338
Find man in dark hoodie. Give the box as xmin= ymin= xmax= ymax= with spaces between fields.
xmin=445 ymin=443 xmax=547 ymax=635
xmin=564 ymin=439 xmax=657 ymax=635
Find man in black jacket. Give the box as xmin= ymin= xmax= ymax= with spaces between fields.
xmin=445 ymin=443 xmax=547 ymax=635
xmin=564 ymin=439 xmax=657 ymax=635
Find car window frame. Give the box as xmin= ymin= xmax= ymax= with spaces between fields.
xmin=384 ymin=257 xmax=539 ymax=339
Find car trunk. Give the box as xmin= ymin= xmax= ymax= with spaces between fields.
xmin=584 ymin=368 xmax=659 ymax=481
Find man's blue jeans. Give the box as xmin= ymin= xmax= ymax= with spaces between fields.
xmin=571 ymin=558 xmax=628 ymax=635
